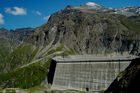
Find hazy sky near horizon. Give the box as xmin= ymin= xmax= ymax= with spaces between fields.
xmin=0 ymin=0 xmax=140 ymax=29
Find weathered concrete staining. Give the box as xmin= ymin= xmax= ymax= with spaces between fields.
xmin=49 ymin=55 xmax=137 ymax=91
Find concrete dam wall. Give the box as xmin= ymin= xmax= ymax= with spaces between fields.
xmin=48 ymin=55 xmax=137 ymax=91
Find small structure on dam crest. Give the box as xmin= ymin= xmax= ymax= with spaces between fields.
xmin=48 ymin=55 xmax=137 ymax=91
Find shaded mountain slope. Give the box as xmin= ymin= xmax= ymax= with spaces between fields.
xmin=0 ymin=28 xmax=34 ymax=47
xmin=105 ymin=58 xmax=140 ymax=93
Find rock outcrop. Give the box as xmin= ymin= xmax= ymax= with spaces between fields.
xmin=33 ymin=6 xmax=140 ymax=55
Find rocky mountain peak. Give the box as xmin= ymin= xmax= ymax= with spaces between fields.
xmin=85 ymin=2 xmax=102 ymax=8
xmin=65 ymin=5 xmax=74 ymax=10
xmin=77 ymin=2 xmax=103 ymax=10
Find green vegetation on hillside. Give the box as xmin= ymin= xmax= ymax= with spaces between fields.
xmin=0 ymin=43 xmax=38 ymax=73
xmin=120 ymin=16 xmax=140 ymax=34
xmin=0 ymin=43 xmax=76 ymax=89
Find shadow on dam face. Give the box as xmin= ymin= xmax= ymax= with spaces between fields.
xmin=48 ymin=60 xmax=57 ymax=84
xmin=47 ymin=55 xmax=138 ymax=91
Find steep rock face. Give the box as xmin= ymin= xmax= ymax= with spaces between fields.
xmin=105 ymin=58 xmax=140 ymax=93
xmin=34 ymin=8 xmax=140 ymax=55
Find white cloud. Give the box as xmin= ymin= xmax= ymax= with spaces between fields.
xmin=86 ymin=2 xmax=97 ymax=7
xmin=0 ymin=13 xmax=4 ymax=25
xmin=35 ymin=11 xmax=42 ymax=16
xmin=5 ymin=7 xmax=27 ymax=16
xmin=43 ymin=15 xmax=51 ymax=21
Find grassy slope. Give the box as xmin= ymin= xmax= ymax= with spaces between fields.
xmin=0 ymin=43 xmax=76 ymax=89
xmin=120 ymin=16 xmax=140 ymax=34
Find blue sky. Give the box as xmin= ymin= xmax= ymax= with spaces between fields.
xmin=0 ymin=0 xmax=140 ymax=29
